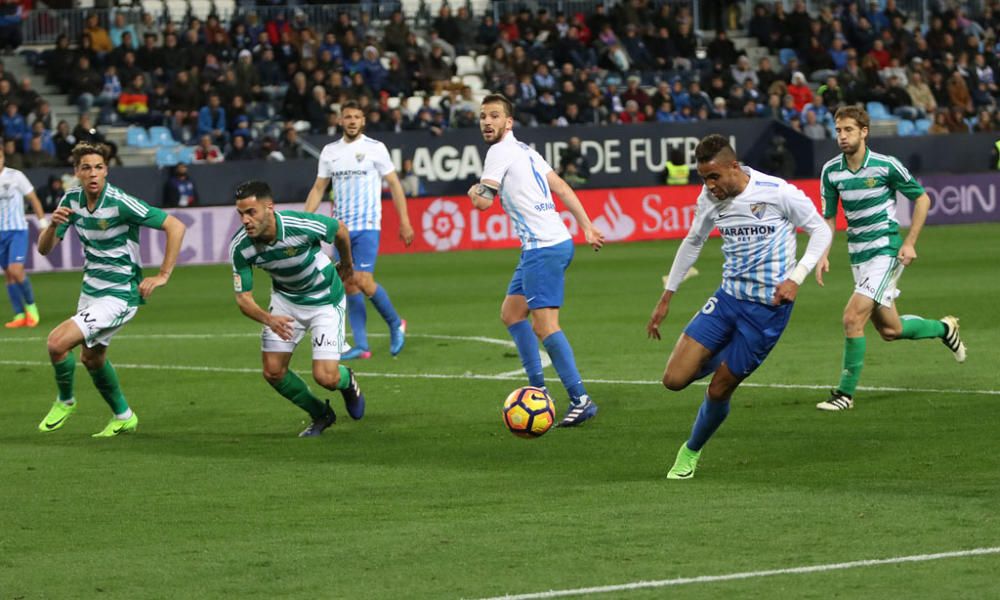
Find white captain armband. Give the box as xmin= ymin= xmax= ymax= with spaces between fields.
xmin=475 ymin=184 xmax=497 ymax=200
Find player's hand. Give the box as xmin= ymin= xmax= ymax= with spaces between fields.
xmin=898 ymin=243 xmax=917 ymax=266
xmin=50 ymin=206 xmax=72 ymax=225
xmin=267 ymin=314 xmax=295 ymax=341
xmin=815 ymin=256 xmax=829 ymax=287
xmin=399 ymin=222 xmax=414 ymax=246
xmin=647 ymin=298 xmax=670 ymax=340
xmin=583 ymin=225 xmax=605 ymax=251
xmin=772 ymin=280 xmax=799 ymax=305
xmin=336 ymin=261 xmax=353 ymax=284
xmin=38 ymin=217 xmax=50 ymax=230
xmin=139 ymin=273 xmax=170 ymax=299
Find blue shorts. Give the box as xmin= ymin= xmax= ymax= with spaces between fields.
xmin=0 ymin=230 xmax=29 ymax=268
xmin=684 ymin=288 xmax=793 ymax=379
xmin=507 ymin=240 xmax=574 ymax=309
xmin=335 ymin=230 xmax=380 ymax=273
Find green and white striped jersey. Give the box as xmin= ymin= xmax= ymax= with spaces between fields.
xmin=230 ymin=210 xmax=345 ymax=307
xmin=55 ymin=183 xmax=168 ymax=306
xmin=821 ymin=148 xmax=925 ymax=265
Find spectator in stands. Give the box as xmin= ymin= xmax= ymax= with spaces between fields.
xmin=558 ymin=136 xmax=590 ymax=185
xmin=28 ymin=99 xmax=53 ymax=132
xmin=22 ymin=120 xmax=54 ymax=156
xmin=399 ymin=158 xmax=424 ymax=198
xmin=73 ymin=113 xmax=120 ymax=165
xmin=707 ymin=30 xmax=739 ymax=67
xmin=38 ymin=175 xmax=64 ymax=213
xmin=117 ymin=74 xmax=149 ymax=126
xmin=787 ymin=71 xmax=812 ymax=111
xmin=85 ymin=13 xmax=113 ymax=57
xmin=802 ymin=109 xmax=828 ymax=139
xmin=51 ymin=120 xmax=74 ymax=165
xmin=906 ymin=70 xmax=937 ymax=117
xmin=2 ymin=102 xmax=26 ymax=140
xmin=162 ymin=163 xmax=197 ymax=207
xmin=927 ymin=109 xmax=953 ymax=134
xmin=109 ymin=12 xmax=138 ymax=49
xmin=972 ymin=109 xmax=996 ymax=133
xmin=23 ymin=135 xmax=58 ymax=168
xmin=44 ymin=35 xmax=76 ymax=94
xmin=2 ymin=137 xmax=22 ymax=169
xmin=226 ymin=134 xmax=252 ymax=161
xmin=731 ymin=55 xmax=759 ymax=88
xmin=193 ymin=134 xmax=223 ymax=164
xmin=14 ymin=78 xmax=40 ymax=116
xmin=0 ymin=0 xmax=22 ymax=52
xmin=947 ymin=71 xmax=974 ymax=115
xmin=197 ymin=92 xmax=228 ymax=147
xmin=70 ymin=55 xmax=103 ymax=115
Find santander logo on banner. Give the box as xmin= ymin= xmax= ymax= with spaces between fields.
xmin=591 ymin=193 xmax=637 ymax=242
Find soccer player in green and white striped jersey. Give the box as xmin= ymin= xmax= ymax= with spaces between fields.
xmin=814 ymin=106 xmax=966 ymax=412
xmin=36 ymin=142 xmax=187 ymax=436
xmin=231 ymin=180 xmax=364 ymax=437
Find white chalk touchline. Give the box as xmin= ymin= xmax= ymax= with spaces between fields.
xmin=472 ymin=546 xmax=1000 ymax=600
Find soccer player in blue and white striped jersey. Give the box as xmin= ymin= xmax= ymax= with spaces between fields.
xmin=304 ymin=100 xmax=414 ymax=361
xmin=0 ymin=150 xmax=48 ymax=328
xmin=646 ymin=135 xmax=832 ymax=479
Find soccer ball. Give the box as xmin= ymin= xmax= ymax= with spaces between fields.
xmin=502 ymin=386 xmax=556 ymax=438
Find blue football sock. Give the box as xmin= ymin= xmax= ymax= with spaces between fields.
xmin=541 ymin=330 xmax=587 ymax=401
xmin=369 ymin=285 xmax=401 ymax=330
xmin=346 ymin=292 xmax=369 ymax=350
xmin=507 ymin=320 xmax=545 ymax=388
xmin=6 ymin=283 xmax=24 ymax=314
xmin=18 ymin=277 xmax=35 ymax=305
xmin=687 ymin=393 xmax=731 ymax=452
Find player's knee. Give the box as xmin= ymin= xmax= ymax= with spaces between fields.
xmin=532 ymin=321 xmax=558 ymax=339
xmin=314 ymin=370 xmax=341 ymax=390
xmin=80 ymin=354 xmax=104 ymax=370
xmin=842 ymin=312 xmax=865 ymax=334
xmin=46 ymin=334 xmax=68 ymax=360
xmin=662 ymin=371 xmax=690 ymax=392
xmin=877 ymin=325 xmax=901 ymax=341
xmin=262 ymin=366 xmax=287 ymax=385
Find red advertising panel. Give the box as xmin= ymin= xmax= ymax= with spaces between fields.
xmin=377 ymin=179 xmax=840 ymax=255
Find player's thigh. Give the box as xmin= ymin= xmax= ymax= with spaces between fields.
xmin=501 ymin=294 xmax=530 ymax=324
xmin=664 ymin=332 xmax=716 ymax=385
xmin=47 ymin=317 xmax=86 ymax=356
xmin=71 ymin=296 xmax=138 ymax=349
xmin=260 ymin=294 xmax=308 ymax=355
xmin=305 ymin=296 xmax=348 ymax=362
xmin=843 ymin=292 xmax=878 ymax=333
xmin=850 ymin=255 xmax=904 ymax=309
xmin=520 ymin=241 xmax=574 ymax=310
xmin=722 ymin=300 xmax=794 ymax=379
xmin=261 ymin=351 xmax=293 ymax=381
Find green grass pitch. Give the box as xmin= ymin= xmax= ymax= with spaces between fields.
xmin=1 ymin=223 xmax=998 ymax=599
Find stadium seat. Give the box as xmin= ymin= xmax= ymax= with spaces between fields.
xmin=126 ymin=127 xmax=152 ymax=148
xmin=778 ymin=48 xmax=798 ymax=66
xmin=155 ymin=147 xmax=179 ymax=167
xmin=405 ymin=96 xmax=424 ymax=115
xmin=897 ymin=120 xmax=916 ymax=136
xmin=455 ymin=56 xmax=478 ymax=76
xmin=475 ymin=54 xmax=488 ymax=72
xmin=177 ymin=146 xmax=197 ymax=164
xmin=866 ymin=101 xmax=890 ymax=119
xmin=461 ymin=74 xmax=484 ymax=91
xmin=387 ymin=96 xmax=401 ymax=110
xmin=149 ymin=126 xmax=179 ymax=147
xmin=914 ymin=118 xmax=931 ymax=134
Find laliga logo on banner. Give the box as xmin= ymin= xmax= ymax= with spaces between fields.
xmin=592 ymin=193 xmax=635 ymax=241
xmin=421 ymin=198 xmax=465 ymax=251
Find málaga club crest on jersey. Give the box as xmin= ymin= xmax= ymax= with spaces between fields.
xmin=750 ymin=202 xmax=767 ymax=220
xmin=355 ymin=153 xmax=365 ymax=163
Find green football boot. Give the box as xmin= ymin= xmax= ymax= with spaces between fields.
xmin=38 ymin=399 xmax=77 ymax=432
xmin=667 ymin=443 xmax=702 ymax=480
xmin=92 ymin=413 xmax=138 ymax=438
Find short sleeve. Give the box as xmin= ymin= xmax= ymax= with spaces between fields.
xmin=481 ymin=144 xmax=513 ymax=185
xmin=230 ymin=241 xmax=253 ymax=293
xmin=54 ymin=194 xmax=76 ymax=238
xmin=820 ymin=165 xmax=839 ymax=219
xmin=887 ymin=158 xmax=925 ymax=201
xmin=779 ymin=182 xmax=827 ymax=229
xmin=316 ymin=147 xmax=335 ymax=179
xmin=373 ymin=143 xmax=395 ymax=177
xmin=295 ymin=211 xmax=340 ymax=243
xmin=118 ymin=194 xmax=168 ymax=228
xmin=14 ymin=171 xmax=34 ymax=196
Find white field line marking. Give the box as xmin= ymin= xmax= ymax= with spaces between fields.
xmin=472 ymin=546 xmax=1000 ymax=600
xmin=0 ymin=359 xmax=998 ymax=396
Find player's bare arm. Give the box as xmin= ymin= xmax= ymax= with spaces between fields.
xmin=647 ymin=290 xmax=674 ymax=340
xmin=37 ymin=206 xmax=74 ymax=255
xmin=469 ymin=179 xmax=498 ymax=210
xmin=139 ymin=215 xmax=186 ymax=299
xmin=25 ymin=191 xmax=49 ymax=228
xmin=235 ymin=291 xmax=295 ymax=341
xmin=546 ymin=171 xmax=604 ymax=251
xmin=899 ymin=193 xmax=931 ymax=265
xmin=333 ymin=220 xmax=353 ymax=283
xmin=304 ymin=176 xmax=331 ymax=213
xmin=815 ymin=217 xmax=837 ymax=286
xmin=384 ymin=171 xmax=414 ymax=245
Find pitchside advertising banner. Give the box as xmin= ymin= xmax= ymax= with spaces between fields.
xmin=22 ymin=174 xmax=997 ymax=272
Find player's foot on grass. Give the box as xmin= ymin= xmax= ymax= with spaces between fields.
xmin=340 ymin=368 xmax=365 ymax=420
xmin=299 ymin=402 xmax=337 ymax=437
xmin=557 ymin=395 xmax=597 ymax=427
xmin=817 ymin=389 xmax=854 ymax=411
xmin=390 ymin=319 xmax=407 ymax=356
xmin=25 ymin=305 xmax=39 ymax=327
xmin=667 ymin=443 xmax=701 ymax=480
xmin=341 ymin=346 xmax=372 ymax=360
xmin=940 ymin=316 xmax=966 ymax=363
xmin=92 ymin=413 xmax=138 ymax=438
xmin=4 ymin=314 xmax=27 ymax=328
xmin=38 ymin=399 xmax=77 ymax=432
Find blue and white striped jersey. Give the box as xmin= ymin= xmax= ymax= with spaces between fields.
xmin=481 ymin=133 xmax=571 ymax=250
xmin=667 ymin=167 xmax=829 ymax=305
xmin=316 ymin=135 xmax=394 ymax=232
xmin=0 ymin=166 xmax=35 ymax=231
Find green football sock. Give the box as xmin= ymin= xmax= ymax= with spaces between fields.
xmin=899 ymin=315 xmax=947 ymax=340
xmin=270 ymin=371 xmax=327 ymax=419
xmin=88 ymin=360 xmax=129 ymax=415
xmin=53 ymin=354 xmax=76 ymax=402
xmin=837 ymin=336 xmax=867 ymax=396
xmin=337 ymin=365 xmax=351 ymax=390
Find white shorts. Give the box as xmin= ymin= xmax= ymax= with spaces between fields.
xmin=261 ymin=293 xmax=348 ymax=360
xmin=851 ymin=254 xmax=904 ymax=307
xmin=71 ymin=295 xmax=138 ymax=348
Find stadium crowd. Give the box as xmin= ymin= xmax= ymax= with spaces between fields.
xmin=0 ymin=0 xmax=997 ymax=169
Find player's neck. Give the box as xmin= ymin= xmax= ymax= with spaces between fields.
xmin=845 ymin=145 xmax=867 ymax=170
xmin=343 ymin=133 xmax=362 ymax=143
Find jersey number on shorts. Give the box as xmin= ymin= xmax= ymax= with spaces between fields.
xmin=701 ymin=297 xmax=718 ymax=315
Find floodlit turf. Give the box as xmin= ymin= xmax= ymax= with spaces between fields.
xmin=1 ymin=223 xmax=998 ymax=599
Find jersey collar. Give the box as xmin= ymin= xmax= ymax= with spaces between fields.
xmin=85 ymin=182 xmax=109 ymax=214
xmin=271 ymin=211 xmax=286 ymax=244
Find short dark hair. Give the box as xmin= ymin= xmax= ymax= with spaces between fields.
xmin=341 ymin=99 xmax=362 ymax=113
xmin=71 ymin=142 xmax=112 ymax=167
xmin=668 ymin=148 xmax=685 ymax=165
xmin=695 ymin=134 xmax=736 ymax=164
xmin=834 ymin=105 xmax=870 ymax=130
xmin=234 ymin=180 xmax=273 ymax=202
xmin=481 ymin=93 xmax=514 ymax=118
